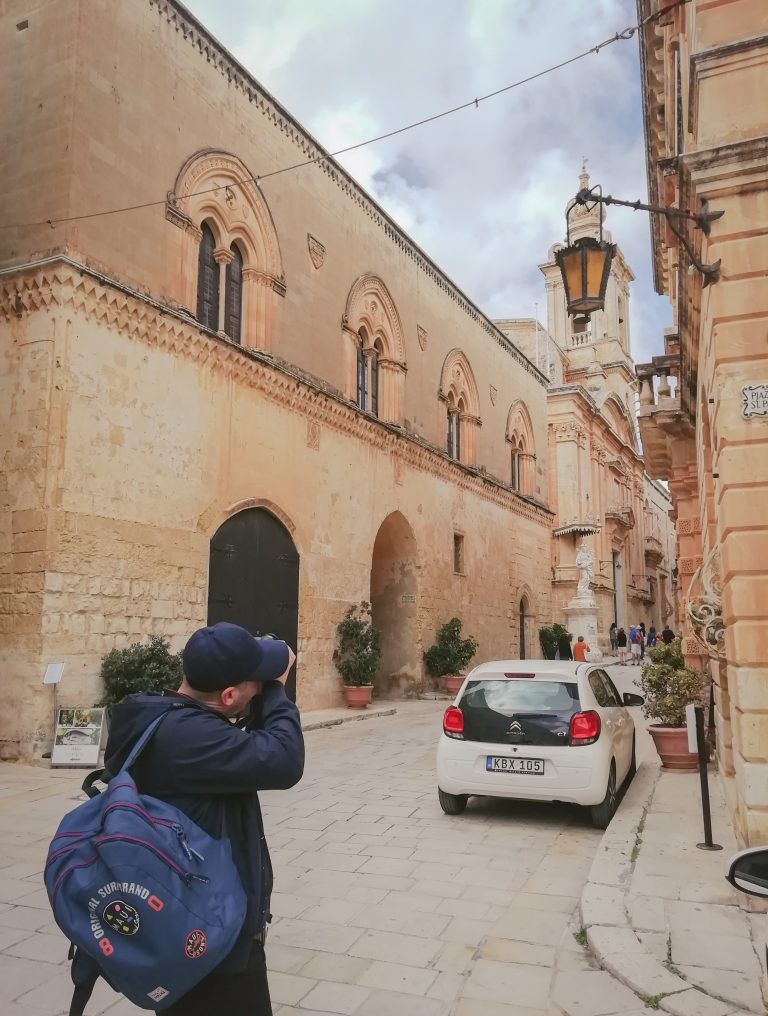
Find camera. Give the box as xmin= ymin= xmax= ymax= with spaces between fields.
xmin=241 ymin=633 xmax=279 ymax=729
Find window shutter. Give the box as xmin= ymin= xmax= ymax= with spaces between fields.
xmin=196 ymin=223 xmax=219 ymax=330
xmin=225 ymin=244 xmax=243 ymax=344
xmin=356 ymin=338 xmax=366 ymax=409
xmin=455 ymin=414 xmax=461 ymax=462
xmin=447 ymin=409 xmax=454 ymax=457
xmin=370 ymin=350 xmax=379 ymax=417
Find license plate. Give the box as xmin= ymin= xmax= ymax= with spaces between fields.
xmin=486 ymin=756 xmax=545 ymax=775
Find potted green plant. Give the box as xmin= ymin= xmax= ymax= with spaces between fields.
xmin=424 ymin=618 xmax=478 ymax=696
xmin=639 ymin=638 xmax=706 ymax=771
xmin=333 ymin=601 xmax=381 ymax=709
xmin=100 ymin=635 xmax=184 ymax=710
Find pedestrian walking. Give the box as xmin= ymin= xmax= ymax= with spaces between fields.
xmin=572 ymin=635 xmax=590 ymax=662
xmin=661 ymin=624 xmax=675 ymax=644
xmin=647 ymin=625 xmax=657 ymax=648
xmin=630 ymin=624 xmax=643 ymax=665
xmin=103 ymin=622 xmax=304 ymax=1016
xmin=639 ymin=622 xmax=647 ymax=660
xmin=609 ymin=622 xmax=618 ymax=653
xmin=557 ymin=630 xmax=573 ymax=661
xmin=616 ymin=626 xmax=628 ymax=665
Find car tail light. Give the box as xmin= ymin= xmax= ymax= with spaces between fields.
xmin=570 ymin=710 xmax=601 ymax=745
xmin=443 ymin=706 xmax=464 ymax=738
xmin=504 ymin=673 xmax=535 ymax=679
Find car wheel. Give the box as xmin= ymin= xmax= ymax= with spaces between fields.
xmin=438 ymin=788 xmax=468 ymax=815
xmin=590 ymin=762 xmax=617 ymax=830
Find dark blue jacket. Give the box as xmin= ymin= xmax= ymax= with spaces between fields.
xmin=104 ymin=683 xmax=304 ymax=971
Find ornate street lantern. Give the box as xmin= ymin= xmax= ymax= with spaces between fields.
xmin=555 ymin=187 xmax=615 ymax=318
xmin=556 ymin=182 xmax=723 ymax=314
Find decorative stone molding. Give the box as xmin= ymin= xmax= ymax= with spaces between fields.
xmin=678 ymin=555 xmax=703 ymax=576
xmin=0 ymin=259 xmax=554 ymax=531
xmin=344 ymin=275 xmax=406 ymax=364
xmin=439 ymin=349 xmax=481 ymax=420
xmin=417 ymin=325 xmax=427 ymax=351
xmin=307 ymin=234 xmax=325 ymax=269
xmin=306 ymin=419 xmax=321 ymax=450
xmin=687 ymin=546 xmax=725 ymax=659
xmin=489 ymin=385 xmax=498 ymax=406
xmin=677 ymin=516 xmax=702 ymax=536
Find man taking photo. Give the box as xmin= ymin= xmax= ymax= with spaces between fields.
xmin=104 ymin=621 xmax=304 ymax=1015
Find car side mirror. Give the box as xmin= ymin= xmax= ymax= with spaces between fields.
xmin=726 ymin=847 xmax=768 ymax=898
xmin=623 ymin=692 xmax=645 ymax=707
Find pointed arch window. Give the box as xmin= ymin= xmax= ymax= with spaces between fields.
xmin=511 ymin=446 xmax=522 ymax=491
xmin=196 ymin=222 xmax=219 ymax=331
xmin=455 ymin=400 xmax=464 ymax=462
xmin=370 ymin=340 xmax=381 ymax=418
xmin=356 ymin=331 xmax=367 ymax=410
xmin=447 ymin=404 xmax=455 ymax=458
xmin=225 ymin=243 xmax=243 ymax=344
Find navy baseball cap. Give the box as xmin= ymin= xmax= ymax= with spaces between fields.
xmin=182 ymin=622 xmax=290 ymax=692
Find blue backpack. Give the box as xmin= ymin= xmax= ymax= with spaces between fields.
xmin=44 ymin=708 xmax=247 ymax=1014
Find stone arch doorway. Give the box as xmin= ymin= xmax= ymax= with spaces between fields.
xmin=370 ymin=512 xmax=419 ymax=696
xmin=207 ymin=507 xmax=300 ymax=700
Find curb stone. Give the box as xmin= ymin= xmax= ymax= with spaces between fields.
xmin=301 ymin=706 xmax=397 ymax=731
xmin=579 ymin=761 xmax=764 ymax=1016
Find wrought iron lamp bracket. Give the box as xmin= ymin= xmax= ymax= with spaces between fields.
xmin=573 ymin=186 xmax=723 ymax=284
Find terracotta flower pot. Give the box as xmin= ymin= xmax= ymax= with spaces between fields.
xmin=443 ymin=675 xmax=465 ymax=697
xmin=343 ymin=684 xmax=373 ymax=710
xmin=648 ymin=725 xmax=699 ymax=771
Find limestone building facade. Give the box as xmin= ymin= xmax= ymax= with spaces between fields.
xmin=498 ymin=175 xmax=678 ymax=649
xmin=636 ymin=0 xmax=768 ymax=844
xmin=0 ymin=0 xmax=554 ymax=757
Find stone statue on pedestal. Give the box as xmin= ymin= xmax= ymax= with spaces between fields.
xmin=575 ymin=539 xmax=595 ymax=598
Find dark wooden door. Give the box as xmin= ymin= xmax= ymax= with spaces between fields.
xmin=207 ymin=508 xmax=300 ymax=700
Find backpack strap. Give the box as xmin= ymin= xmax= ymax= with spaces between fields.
xmin=118 ymin=710 xmax=174 ymax=775
xmin=68 ymin=946 xmax=101 ymax=1016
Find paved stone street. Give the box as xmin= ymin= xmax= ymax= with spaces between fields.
xmin=0 ymin=663 xmax=760 ymax=1016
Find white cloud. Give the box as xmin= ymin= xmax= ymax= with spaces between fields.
xmin=185 ymin=0 xmax=673 ymax=364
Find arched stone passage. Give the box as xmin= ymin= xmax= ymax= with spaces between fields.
xmin=207 ymin=507 xmax=300 ymax=700
xmin=369 ymin=511 xmax=419 ymax=696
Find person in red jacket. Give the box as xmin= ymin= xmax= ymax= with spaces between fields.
xmin=572 ymin=635 xmax=590 ymax=662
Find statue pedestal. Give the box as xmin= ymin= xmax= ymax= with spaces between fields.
xmin=565 ymin=598 xmax=599 ymax=650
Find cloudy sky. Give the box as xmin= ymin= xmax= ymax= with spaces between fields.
xmin=184 ymin=0 xmax=672 ymax=364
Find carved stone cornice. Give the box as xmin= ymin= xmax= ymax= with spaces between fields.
xmin=0 ymin=258 xmax=553 ymax=528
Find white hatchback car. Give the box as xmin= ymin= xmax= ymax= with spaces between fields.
xmin=436 ymin=660 xmax=643 ymax=828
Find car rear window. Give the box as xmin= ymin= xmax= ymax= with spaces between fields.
xmin=460 ymin=679 xmax=579 ymax=712
xmin=457 ymin=678 xmax=581 ymax=745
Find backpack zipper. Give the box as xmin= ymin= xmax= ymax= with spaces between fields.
xmin=49 ymin=856 xmax=99 ymax=901
xmin=94 ymin=834 xmax=209 ymax=885
xmin=50 ymin=835 xmax=208 ymax=907
xmin=101 ymin=802 xmax=205 ymax=862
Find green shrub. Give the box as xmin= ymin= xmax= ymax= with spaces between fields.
xmin=539 ymin=623 xmax=570 ymax=660
xmin=333 ymin=601 xmax=382 ymax=686
xmin=100 ymin=635 xmax=183 ymax=708
xmin=639 ymin=638 xmax=706 ymax=727
xmin=423 ymin=618 xmax=478 ymax=677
